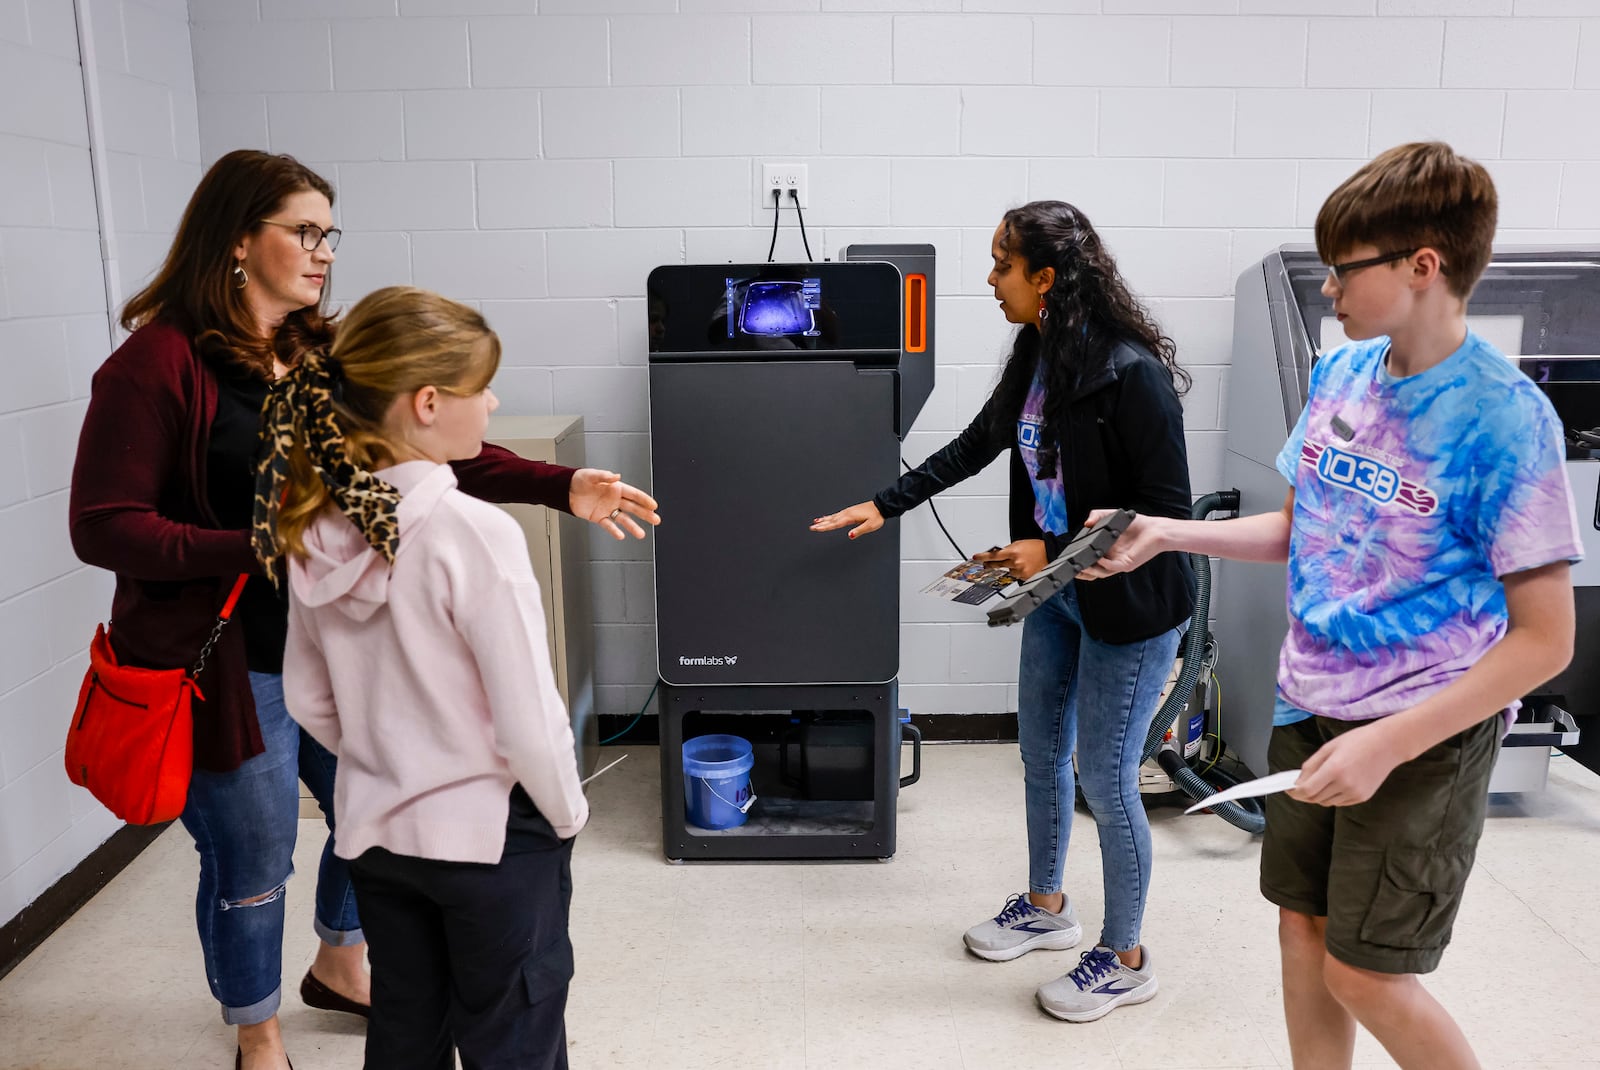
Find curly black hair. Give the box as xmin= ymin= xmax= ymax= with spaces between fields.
xmin=988 ymin=200 xmax=1189 ymax=478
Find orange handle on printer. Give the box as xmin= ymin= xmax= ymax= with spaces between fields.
xmin=905 ymin=273 xmax=927 ymax=353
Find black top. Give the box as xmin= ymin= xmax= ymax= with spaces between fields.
xmin=874 ymin=339 xmax=1197 ymax=645
xmin=206 ymin=366 xmax=290 ymax=674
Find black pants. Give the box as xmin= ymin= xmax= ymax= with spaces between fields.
xmin=349 ymin=840 xmax=575 ymax=1070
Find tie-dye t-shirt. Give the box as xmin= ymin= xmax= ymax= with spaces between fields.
xmin=1273 ymin=330 xmax=1582 ymax=724
xmin=1019 ymin=373 xmax=1069 ymax=535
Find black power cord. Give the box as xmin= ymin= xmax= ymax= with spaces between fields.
xmin=903 ymin=457 xmax=967 ymax=561
xmin=766 ymin=187 xmax=780 ymax=262
xmin=788 ymin=188 xmax=813 ymax=262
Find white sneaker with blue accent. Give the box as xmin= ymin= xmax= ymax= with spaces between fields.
xmin=1036 ymin=945 xmax=1158 ymax=1022
xmin=962 ymin=893 xmax=1084 ymax=962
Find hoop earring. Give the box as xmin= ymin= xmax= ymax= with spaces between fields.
xmin=232 ymin=264 xmax=248 ymax=290
xmin=1038 ymin=295 xmax=1048 ymax=322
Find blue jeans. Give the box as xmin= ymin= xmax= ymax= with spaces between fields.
xmin=1017 ymin=584 xmax=1182 ymax=953
xmin=179 ymin=671 xmax=362 ymax=1025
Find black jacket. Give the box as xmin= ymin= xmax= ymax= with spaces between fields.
xmin=874 ymin=339 xmax=1196 ymax=645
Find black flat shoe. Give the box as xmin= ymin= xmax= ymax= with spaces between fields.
xmin=300 ymin=968 xmax=371 ymax=1019
xmin=235 ymin=1048 xmax=294 ymax=1070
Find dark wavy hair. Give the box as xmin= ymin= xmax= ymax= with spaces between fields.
xmin=121 ymin=149 xmax=337 ymax=379
xmin=988 ymin=200 xmax=1188 ymax=478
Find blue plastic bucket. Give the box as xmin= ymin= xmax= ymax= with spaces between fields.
xmin=683 ymin=734 xmax=757 ymax=830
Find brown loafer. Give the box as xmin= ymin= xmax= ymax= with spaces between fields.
xmin=300 ymin=969 xmax=370 ymax=1019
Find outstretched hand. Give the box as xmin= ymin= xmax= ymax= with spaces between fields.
xmin=569 ymin=468 xmax=660 ymax=540
xmin=1076 ymin=509 xmax=1164 ymax=581
xmin=810 ymin=501 xmax=884 ymax=540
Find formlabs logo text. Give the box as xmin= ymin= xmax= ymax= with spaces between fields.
xmin=679 ymin=655 xmax=739 ymax=667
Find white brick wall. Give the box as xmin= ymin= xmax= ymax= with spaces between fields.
xmin=682 ymin=87 xmax=820 ymax=155
xmin=752 ymin=15 xmax=893 ymax=84
xmin=477 ymin=160 xmax=614 ymax=229
xmin=542 ymin=88 xmax=680 ymax=158
xmin=611 ymin=15 xmax=750 ymax=86
xmin=1027 ymin=158 xmax=1164 ymax=227
xmin=1307 ymin=17 xmax=1444 ymax=87
xmin=170 ymin=2 xmax=1600 ymax=765
xmin=402 ymin=89 xmax=540 ymax=160
xmin=1 ymin=0 xmax=200 ymax=929
xmin=960 ymin=88 xmax=1097 ymax=157
xmin=893 ymin=15 xmax=1032 ymax=85
xmin=411 ymin=230 xmax=547 ymax=301
xmin=268 ymin=92 xmax=404 ymax=163
xmin=331 ymin=18 xmax=470 ymax=91
xmin=1234 ymin=90 xmax=1369 ymax=158
xmin=1367 ymin=90 xmax=1506 ymax=159
xmin=1170 ymin=17 xmax=1308 ymax=88
xmin=614 ymin=158 xmax=752 ymax=226
xmin=469 ymin=16 xmax=610 ymax=89
xmin=819 ymin=86 xmax=960 ymax=155
xmin=1163 ymin=160 xmax=1299 ymax=227
xmin=1099 ymin=89 xmax=1236 ymax=156
xmin=1033 ymin=16 xmax=1171 ymax=87
xmin=1442 ymin=17 xmax=1580 ymax=87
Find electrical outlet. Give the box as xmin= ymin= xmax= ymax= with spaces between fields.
xmin=759 ymin=163 xmax=808 ymax=210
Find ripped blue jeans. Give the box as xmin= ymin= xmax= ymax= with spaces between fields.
xmin=179 ymin=671 xmax=362 ymax=1025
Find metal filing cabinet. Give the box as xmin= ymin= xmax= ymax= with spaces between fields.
xmin=487 ymin=415 xmax=599 ymax=777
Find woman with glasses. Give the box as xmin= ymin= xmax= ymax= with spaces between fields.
xmin=68 ymin=150 xmax=659 ymax=1070
xmin=813 ymin=200 xmax=1195 ymax=1024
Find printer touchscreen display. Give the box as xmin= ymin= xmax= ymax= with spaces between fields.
xmin=728 ymin=277 xmax=822 ymax=338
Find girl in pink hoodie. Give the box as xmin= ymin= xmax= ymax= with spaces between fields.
xmin=255 ymin=286 xmax=589 ymax=1070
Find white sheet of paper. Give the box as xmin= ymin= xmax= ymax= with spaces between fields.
xmin=580 ymin=753 xmax=628 ymax=787
xmin=1184 ymin=768 xmax=1301 ymax=814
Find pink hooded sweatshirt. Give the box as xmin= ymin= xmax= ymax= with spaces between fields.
xmin=283 ymin=460 xmax=589 ymax=863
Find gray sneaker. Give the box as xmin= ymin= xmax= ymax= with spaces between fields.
xmin=962 ymin=893 xmax=1084 ymax=962
xmin=1036 ymin=945 xmax=1158 ymax=1022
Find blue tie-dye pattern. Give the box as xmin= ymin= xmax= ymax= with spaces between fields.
xmin=1019 ymin=373 xmax=1070 ymax=536
xmin=1271 ymin=331 xmax=1582 ymax=725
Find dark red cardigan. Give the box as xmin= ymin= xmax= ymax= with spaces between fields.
xmin=68 ymin=321 xmax=576 ymax=772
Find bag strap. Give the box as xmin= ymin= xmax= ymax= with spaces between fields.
xmin=191 ymin=574 xmax=251 ymax=679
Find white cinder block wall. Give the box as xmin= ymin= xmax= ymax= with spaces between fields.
xmin=0 ymin=0 xmax=201 ymax=927
xmin=181 ymin=0 xmax=1600 ymax=728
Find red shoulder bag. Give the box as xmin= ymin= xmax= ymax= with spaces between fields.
xmin=65 ymin=575 xmax=250 ymax=825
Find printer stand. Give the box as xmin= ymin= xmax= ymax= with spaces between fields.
xmin=659 ymin=681 xmax=910 ymax=861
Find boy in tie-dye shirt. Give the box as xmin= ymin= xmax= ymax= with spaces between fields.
xmin=1273 ymin=330 xmax=1581 ymax=729
xmin=1079 ymin=143 xmax=1581 ymax=1069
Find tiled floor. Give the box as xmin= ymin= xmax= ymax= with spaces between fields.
xmin=3 ymin=744 xmax=1600 ymax=1069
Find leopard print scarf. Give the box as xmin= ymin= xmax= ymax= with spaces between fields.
xmin=251 ymin=352 xmax=403 ymax=585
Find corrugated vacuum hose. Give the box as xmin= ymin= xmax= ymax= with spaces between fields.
xmin=1141 ymin=491 xmax=1267 ymax=835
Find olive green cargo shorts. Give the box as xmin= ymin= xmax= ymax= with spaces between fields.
xmin=1259 ymin=712 xmax=1502 ymax=975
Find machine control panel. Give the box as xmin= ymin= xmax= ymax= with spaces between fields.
xmin=648 ymin=261 xmax=903 ymax=360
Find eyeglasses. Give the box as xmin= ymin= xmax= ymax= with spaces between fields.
xmin=1325 ymin=248 xmax=1415 ymax=286
xmin=259 ymin=219 xmax=342 ymax=252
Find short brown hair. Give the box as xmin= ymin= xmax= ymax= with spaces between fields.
xmin=122 ymin=149 xmax=337 ymax=377
xmin=1315 ymin=142 xmax=1497 ymax=300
